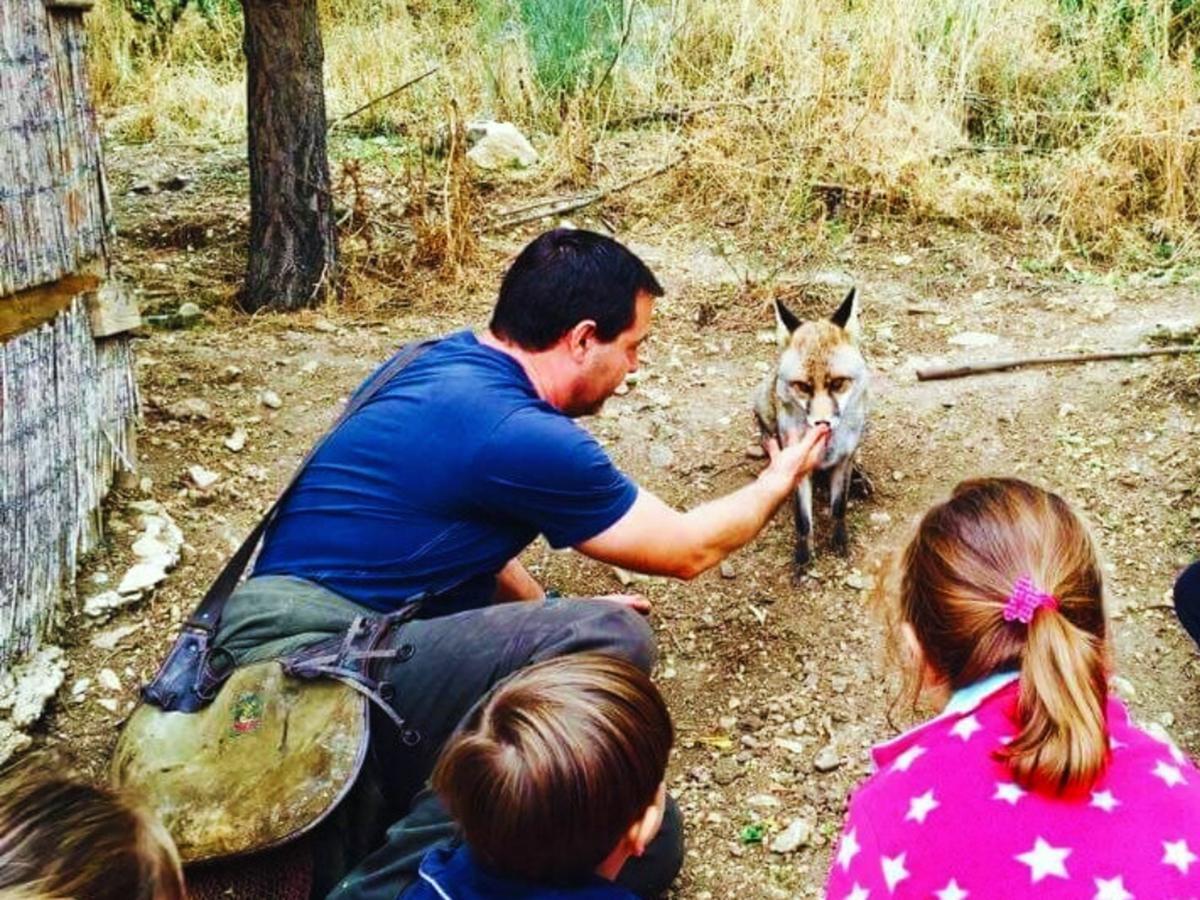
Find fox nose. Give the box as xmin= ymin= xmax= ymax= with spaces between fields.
xmin=808 ymin=416 xmax=836 ymax=429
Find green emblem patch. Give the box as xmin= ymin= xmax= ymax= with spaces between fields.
xmin=230 ymin=692 xmax=264 ymax=735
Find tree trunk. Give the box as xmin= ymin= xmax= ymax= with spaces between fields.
xmin=240 ymin=0 xmax=336 ymax=312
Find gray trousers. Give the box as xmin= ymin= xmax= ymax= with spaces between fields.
xmin=214 ymin=577 xmax=684 ymax=900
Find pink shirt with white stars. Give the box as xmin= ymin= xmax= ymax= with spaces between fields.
xmin=825 ymin=672 xmax=1200 ymax=899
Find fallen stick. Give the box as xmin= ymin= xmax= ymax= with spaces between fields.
xmin=327 ymin=67 xmax=440 ymax=131
xmin=917 ymin=346 xmax=1200 ymax=382
xmin=488 ymin=158 xmax=684 ymax=231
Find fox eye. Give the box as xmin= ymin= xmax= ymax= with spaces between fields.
xmin=828 ymin=377 xmax=850 ymax=393
xmin=792 ymin=380 xmax=812 ymax=395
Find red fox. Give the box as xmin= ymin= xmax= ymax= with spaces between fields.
xmin=753 ymin=288 xmax=870 ymax=574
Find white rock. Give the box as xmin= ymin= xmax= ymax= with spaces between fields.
xmin=98 ymin=668 xmax=122 ymax=692
xmin=96 ymin=697 xmax=120 ymax=714
xmin=947 ymin=331 xmax=1000 ymax=348
xmin=0 ymin=720 xmax=32 ymax=767
xmin=260 ymin=390 xmax=283 ymax=410
xmin=892 ymin=254 xmax=914 ymax=266
xmin=465 ymin=121 xmax=538 ymax=169
xmin=84 ymin=590 xmax=128 ymax=619
xmin=869 ymin=511 xmax=892 ymax=525
xmin=770 ymin=818 xmax=812 ymax=854
xmin=814 ymin=745 xmax=841 ymax=772
xmin=300 ymin=360 xmax=319 ymax=376
xmin=1111 ymin=674 xmax=1137 ymax=703
xmin=0 ymin=647 xmax=67 ymax=727
xmin=188 ymin=465 xmax=220 ymax=490
xmin=71 ymin=677 xmax=92 ymax=698
xmin=90 ymin=623 xmax=143 ymax=650
xmin=224 ymin=428 xmax=248 ymax=453
xmin=118 ymin=562 xmax=167 ymax=595
xmin=747 ymin=793 xmax=782 ymax=809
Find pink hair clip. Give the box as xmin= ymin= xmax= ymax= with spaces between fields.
xmin=1003 ymin=575 xmax=1059 ymax=624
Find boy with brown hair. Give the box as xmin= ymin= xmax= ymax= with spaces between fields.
xmin=399 ymin=653 xmax=675 ymax=900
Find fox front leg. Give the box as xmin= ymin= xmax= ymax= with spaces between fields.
xmin=793 ymin=474 xmax=814 ymax=577
xmin=829 ymin=453 xmax=855 ymax=556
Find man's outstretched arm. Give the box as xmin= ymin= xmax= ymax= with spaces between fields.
xmin=576 ymin=426 xmax=828 ymax=580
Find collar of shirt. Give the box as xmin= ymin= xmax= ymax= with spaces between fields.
xmin=869 ymin=670 xmax=1020 ymax=771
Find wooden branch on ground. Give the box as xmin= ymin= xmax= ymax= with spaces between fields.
xmin=488 ymin=158 xmax=684 ymax=231
xmin=916 ymin=346 xmax=1200 ymax=382
xmin=327 ymin=67 xmax=440 ymax=131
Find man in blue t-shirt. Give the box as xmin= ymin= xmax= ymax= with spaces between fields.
xmin=210 ymin=229 xmax=828 ymax=900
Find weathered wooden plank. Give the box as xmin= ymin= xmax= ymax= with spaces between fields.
xmin=85 ymin=279 xmax=142 ymax=338
xmin=0 ymin=273 xmax=100 ymax=342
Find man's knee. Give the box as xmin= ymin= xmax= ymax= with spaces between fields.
xmin=1174 ymin=561 xmax=1200 ymax=649
xmin=576 ymin=600 xmax=657 ymax=673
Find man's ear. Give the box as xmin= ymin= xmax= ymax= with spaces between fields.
xmin=565 ymin=319 xmax=598 ymax=361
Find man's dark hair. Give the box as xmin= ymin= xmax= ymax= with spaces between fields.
xmin=490 ymin=229 xmax=664 ymax=351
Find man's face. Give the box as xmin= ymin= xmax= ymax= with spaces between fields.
xmin=565 ymin=291 xmax=654 ymax=417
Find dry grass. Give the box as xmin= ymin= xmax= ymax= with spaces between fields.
xmin=86 ymin=0 xmax=1200 ymax=268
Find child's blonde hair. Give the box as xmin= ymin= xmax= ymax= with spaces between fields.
xmin=887 ymin=477 xmax=1109 ymax=794
xmin=0 ymin=758 xmax=185 ymax=900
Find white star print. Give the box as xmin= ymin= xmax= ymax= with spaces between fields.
xmin=935 ymin=878 xmax=969 ymax=900
xmin=844 ymin=885 xmax=870 ymax=900
xmin=1089 ymin=789 xmax=1119 ymax=813
xmin=1153 ymin=760 xmax=1187 ymax=788
xmin=1093 ymin=875 xmax=1133 ymax=900
xmin=1162 ymin=838 xmax=1198 ymax=875
xmin=1109 ymin=736 xmax=1126 ymax=750
xmin=993 ymin=781 xmax=1026 ymax=805
xmin=891 ymin=745 xmax=926 ymax=773
xmin=905 ymin=789 xmax=939 ymax=824
xmin=837 ymin=827 xmax=861 ymax=872
xmin=881 ymin=852 xmax=910 ymax=893
xmin=950 ymin=714 xmax=982 ymax=741
xmin=1016 ymin=837 xmax=1071 ymax=883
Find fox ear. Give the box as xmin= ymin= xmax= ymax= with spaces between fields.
xmin=774 ymin=299 xmax=802 ymax=346
xmin=831 ymin=287 xmax=860 ymax=342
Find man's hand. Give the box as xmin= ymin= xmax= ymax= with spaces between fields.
xmin=586 ymin=593 xmax=652 ymax=615
xmin=759 ymin=425 xmax=830 ymax=497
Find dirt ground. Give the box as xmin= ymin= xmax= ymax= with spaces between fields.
xmin=39 ymin=139 xmax=1200 ymax=899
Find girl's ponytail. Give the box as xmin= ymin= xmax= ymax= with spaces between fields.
xmin=1001 ymin=602 xmax=1108 ymax=793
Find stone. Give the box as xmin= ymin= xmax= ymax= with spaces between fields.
xmin=98 ymin=668 xmax=122 ymax=692
xmin=71 ymin=678 xmax=91 ymax=699
xmin=84 ymin=590 xmax=128 ymax=619
xmin=0 ymin=721 xmax=32 ymax=767
xmin=611 ymin=566 xmax=645 ymax=588
xmin=745 ymin=444 xmax=766 ymax=460
xmin=465 ymin=121 xmax=538 ymax=169
xmin=0 ymin=647 xmax=67 ymax=727
xmin=649 ymin=444 xmax=675 ymax=468
xmin=300 ymin=360 xmax=320 ymax=376
xmin=1111 ymin=675 xmax=1137 ymax=704
xmin=869 ymin=511 xmax=892 ymax=525
xmin=90 ymin=623 xmax=143 ymax=650
xmin=770 ymin=818 xmax=812 ymax=854
xmin=117 ymin=562 xmax=166 ymax=595
xmin=814 ymin=745 xmax=840 ymax=772
xmin=312 ymin=317 xmax=338 ymax=333
xmin=224 ymin=428 xmax=248 ymax=452
xmin=221 ymin=365 xmax=243 ymax=383
xmin=96 ymin=698 xmax=121 ymax=714
xmin=188 ymin=465 xmax=220 ymax=490
xmin=747 ymin=793 xmax=781 ymax=810
xmin=178 ymin=302 xmax=202 ymax=323
xmin=775 ymin=737 xmax=806 ymax=755
xmin=713 ymin=756 xmax=742 ymax=785
xmin=719 ymin=561 xmax=737 ymax=580
xmin=164 ymin=397 xmax=213 ymax=420
xmin=260 ymin=390 xmax=283 ymax=409
xmin=947 ymin=331 xmax=1000 ymax=348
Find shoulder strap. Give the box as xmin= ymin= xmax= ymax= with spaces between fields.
xmin=187 ymin=339 xmax=437 ymax=633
